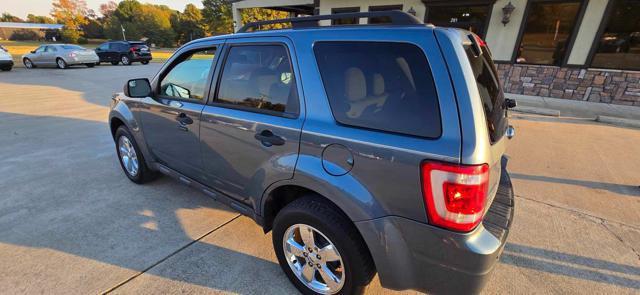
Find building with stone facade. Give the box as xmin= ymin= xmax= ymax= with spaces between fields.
xmin=229 ymin=0 xmax=640 ymax=106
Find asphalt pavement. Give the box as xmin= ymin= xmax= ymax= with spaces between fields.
xmin=0 ymin=65 xmax=638 ymax=294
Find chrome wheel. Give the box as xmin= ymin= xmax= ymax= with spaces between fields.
xmin=121 ymin=55 xmax=130 ymax=65
xmin=24 ymin=59 xmax=33 ymax=69
xmin=118 ymin=136 xmax=139 ymax=176
xmin=57 ymin=58 xmax=66 ymax=69
xmin=283 ymin=224 xmax=345 ymax=294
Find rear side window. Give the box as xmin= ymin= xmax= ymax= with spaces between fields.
xmin=216 ymin=45 xmax=299 ymax=117
xmin=464 ymin=36 xmax=507 ymax=143
xmin=314 ymin=42 xmax=441 ymax=138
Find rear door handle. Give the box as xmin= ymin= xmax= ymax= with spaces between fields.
xmin=254 ymin=130 xmax=285 ymax=147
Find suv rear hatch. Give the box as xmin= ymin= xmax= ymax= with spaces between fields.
xmin=129 ymin=42 xmax=151 ymax=56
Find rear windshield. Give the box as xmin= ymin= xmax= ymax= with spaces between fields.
xmin=62 ymin=45 xmax=85 ymax=50
xmin=314 ymin=42 xmax=441 ymax=138
xmin=464 ymin=36 xmax=507 ymax=143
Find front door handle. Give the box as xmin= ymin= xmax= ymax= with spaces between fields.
xmin=254 ymin=130 xmax=285 ymax=147
xmin=176 ymin=113 xmax=193 ymax=131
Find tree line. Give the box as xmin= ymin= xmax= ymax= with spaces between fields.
xmin=0 ymin=0 xmax=288 ymax=47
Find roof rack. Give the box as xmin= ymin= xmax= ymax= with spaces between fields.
xmin=237 ymin=11 xmax=423 ymax=33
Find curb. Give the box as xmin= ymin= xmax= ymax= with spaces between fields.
xmin=596 ymin=116 xmax=640 ymax=129
xmin=512 ymin=106 xmax=560 ymax=117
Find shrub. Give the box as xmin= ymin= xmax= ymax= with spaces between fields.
xmin=9 ymin=29 xmax=39 ymax=41
xmin=60 ymin=29 xmax=81 ymax=44
xmin=77 ymin=37 xmax=88 ymax=44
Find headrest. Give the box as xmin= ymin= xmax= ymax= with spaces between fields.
xmin=372 ymin=73 xmax=385 ymax=96
xmin=344 ymin=67 xmax=366 ymax=101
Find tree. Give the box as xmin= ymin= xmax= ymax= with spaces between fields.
xmin=100 ymin=1 xmax=118 ymax=18
xmin=0 ymin=13 xmax=23 ymax=22
xmin=26 ymin=14 xmax=56 ymax=24
xmin=202 ymin=0 xmax=233 ymax=35
xmin=51 ymin=0 xmax=89 ymax=43
xmin=240 ymin=8 xmax=289 ymax=30
xmin=175 ymin=4 xmax=206 ymax=44
xmin=104 ymin=0 xmax=176 ymax=47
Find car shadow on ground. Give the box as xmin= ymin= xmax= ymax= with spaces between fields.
xmin=0 ymin=112 xmax=295 ymax=293
xmin=501 ymin=243 xmax=640 ymax=289
xmin=510 ymin=173 xmax=640 ymax=197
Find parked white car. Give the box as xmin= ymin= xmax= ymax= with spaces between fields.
xmin=0 ymin=45 xmax=13 ymax=71
xmin=22 ymin=44 xmax=99 ymax=69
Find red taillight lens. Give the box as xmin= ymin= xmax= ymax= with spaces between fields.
xmin=422 ymin=162 xmax=489 ymax=232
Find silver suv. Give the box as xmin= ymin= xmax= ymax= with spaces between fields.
xmin=109 ymin=11 xmax=515 ymax=295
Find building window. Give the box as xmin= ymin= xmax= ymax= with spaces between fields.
xmin=331 ymin=7 xmax=360 ymax=25
xmin=425 ymin=5 xmax=492 ymax=38
xmin=516 ymin=1 xmax=582 ymax=66
xmin=591 ymin=0 xmax=640 ymax=70
xmin=368 ymin=5 xmax=403 ymax=24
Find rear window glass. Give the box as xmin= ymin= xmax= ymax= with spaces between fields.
xmin=62 ymin=45 xmax=84 ymax=50
xmin=314 ymin=42 xmax=441 ymax=138
xmin=464 ymin=36 xmax=507 ymax=143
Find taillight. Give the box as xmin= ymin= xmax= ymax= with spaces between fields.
xmin=69 ymin=52 xmax=77 ymax=58
xmin=421 ymin=162 xmax=489 ymax=232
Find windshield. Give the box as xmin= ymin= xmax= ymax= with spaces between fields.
xmin=464 ymin=34 xmax=507 ymax=143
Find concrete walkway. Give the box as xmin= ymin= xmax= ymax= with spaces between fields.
xmin=508 ymin=93 xmax=640 ymax=120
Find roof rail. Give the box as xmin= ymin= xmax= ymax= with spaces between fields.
xmin=237 ymin=11 xmax=423 ymax=33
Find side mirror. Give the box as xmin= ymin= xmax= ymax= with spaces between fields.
xmin=30 ymin=50 xmax=36 ymax=54
xmin=124 ymin=78 xmax=151 ymax=98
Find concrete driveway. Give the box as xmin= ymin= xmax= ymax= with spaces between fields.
xmin=0 ymin=65 xmax=638 ymax=294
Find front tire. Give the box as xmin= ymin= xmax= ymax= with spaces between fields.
xmin=56 ymin=58 xmax=67 ymax=69
xmin=273 ymin=196 xmax=375 ymax=295
xmin=141 ymin=60 xmax=149 ymax=65
xmin=115 ymin=126 xmax=157 ymax=184
xmin=121 ymin=55 xmax=131 ymax=65
xmin=1 ymin=67 xmax=11 ymax=71
xmin=111 ymin=61 xmax=119 ymax=65
xmin=23 ymin=58 xmax=34 ymax=69
xmin=85 ymin=63 xmax=95 ymax=68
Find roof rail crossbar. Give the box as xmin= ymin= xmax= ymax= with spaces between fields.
xmin=237 ymin=11 xmax=422 ymax=33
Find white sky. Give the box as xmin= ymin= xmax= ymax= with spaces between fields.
xmin=2 ymin=0 xmax=204 ymax=19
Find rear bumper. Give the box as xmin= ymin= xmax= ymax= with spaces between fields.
xmin=356 ymin=165 xmax=514 ymax=294
xmin=131 ymin=54 xmax=152 ymax=62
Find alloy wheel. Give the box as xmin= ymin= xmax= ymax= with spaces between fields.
xmin=24 ymin=59 xmax=33 ymax=69
xmin=57 ymin=59 xmax=66 ymax=69
xmin=121 ymin=56 xmax=130 ymax=65
xmin=118 ymin=135 xmax=139 ymax=176
xmin=283 ymin=224 xmax=345 ymax=294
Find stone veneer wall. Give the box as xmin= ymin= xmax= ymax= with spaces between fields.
xmin=496 ymin=64 xmax=640 ymax=106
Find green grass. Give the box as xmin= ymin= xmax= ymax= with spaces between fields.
xmin=1 ymin=40 xmax=176 ymax=66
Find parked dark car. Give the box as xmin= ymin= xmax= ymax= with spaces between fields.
xmin=95 ymin=41 xmax=152 ymax=65
xmin=109 ymin=11 xmax=516 ymax=295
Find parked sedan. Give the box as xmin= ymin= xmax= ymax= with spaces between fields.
xmin=22 ymin=44 xmax=99 ymax=69
xmin=0 ymin=45 xmax=13 ymax=71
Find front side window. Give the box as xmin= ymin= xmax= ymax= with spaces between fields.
xmin=591 ymin=0 xmax=640 ymax=70
xmin=331 ymin=7 xmax=360 ymax=25
xmin=34 ymin=46 xmax=46 ymax=53
xmin=216 ymin=45 xmax=299 ymax=117
xmin=314 ymin=42 xmax=441 ymax=138
xmin=426 ymin=5 xmax=491 ymax=38
xmin=368 ymin=5 xmax=403 ymax=24
xmin=159 ymin=48 xmax=217 ymax=101
xmin=516 ymin=1 xmax=582 ymax=65
xmin=98 ymin=43 xmax=109 ymax=51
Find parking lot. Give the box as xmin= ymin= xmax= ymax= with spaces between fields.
xmin=0 ymin=65 xmax=639 ymax=294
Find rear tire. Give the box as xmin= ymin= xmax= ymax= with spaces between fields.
xmin=1 ymin=67 xmax=11 ymax=71
xmin=273 ymin=196 xmax=375 ymax=295
xmin=56 ymin=58 xmax=67 ymax=69
xmin=85 ymin=63 xmax=95 ymax=68
xmin=111 ymin=61 xmax=119 ymax=65
xmin=121 ymin=55 xmax=131 ymax=65
xmin=23 ymin=58 xmax=34 ymax=69
xmin=114 ymin=126 xmax=157 ymax=184
xmin=96 ymin=62 xmax=101 ymax=66
xmin=141 ymin=60 xmax=149 ymax=65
